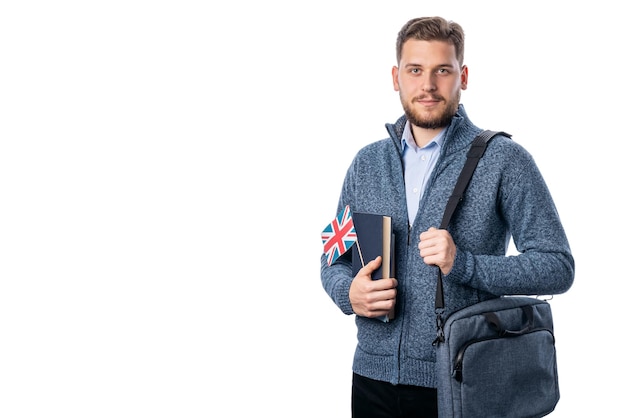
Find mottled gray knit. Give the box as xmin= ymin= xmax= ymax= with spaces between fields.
xmin=320 ymin=104 xmax=574 ymax=388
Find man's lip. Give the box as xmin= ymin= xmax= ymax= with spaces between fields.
xmin=417 ymin=99 xmax=440 ymax=107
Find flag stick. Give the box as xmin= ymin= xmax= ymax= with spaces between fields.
xmin=356 ymin=239 xmax=365 ymax=268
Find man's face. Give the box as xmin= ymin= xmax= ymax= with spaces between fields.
xmin=392 ymin=39 xmax=468 ymax=130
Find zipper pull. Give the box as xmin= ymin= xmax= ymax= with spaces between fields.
xmin=453 ymin=364 xmax=462 ymax=382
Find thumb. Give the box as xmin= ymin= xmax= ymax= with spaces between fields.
xmin=362 ymin=256 xmax=382 ymax=275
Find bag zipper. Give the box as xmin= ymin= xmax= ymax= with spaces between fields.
xmin=452 ymin=328 xmax=554 ymax=382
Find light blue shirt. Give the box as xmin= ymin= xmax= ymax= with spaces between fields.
xmin=402 ymin=123 xmax=447 ymax=226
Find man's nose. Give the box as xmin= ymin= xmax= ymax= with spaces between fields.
xmin=422 ymin=74 xmax=436 ymax=92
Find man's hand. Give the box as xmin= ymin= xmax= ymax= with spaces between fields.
xmin=349 ymin=256 xmax=397 ymax=318
xmin=418 ymin=227 xmax=456 ymax=274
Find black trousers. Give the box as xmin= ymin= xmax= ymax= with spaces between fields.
xmin=351 ymin=373 xmax=437 ymax=418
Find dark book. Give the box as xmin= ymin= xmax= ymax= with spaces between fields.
xmin=351 ymin=212 xmax=396 ymax=321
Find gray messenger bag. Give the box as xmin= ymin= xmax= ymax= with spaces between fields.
xmin=433 ymin=130 xmax=560 ymax=417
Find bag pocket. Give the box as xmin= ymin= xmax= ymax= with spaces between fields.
xmin=454 ymin=329 xmax=559 ymax=418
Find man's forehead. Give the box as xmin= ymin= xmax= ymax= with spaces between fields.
xmin=400 ymin=40 xmax=458 ymax=65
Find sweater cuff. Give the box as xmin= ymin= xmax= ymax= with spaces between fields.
xmin=336 ymin=278 xmax=355 ymax=315
xmin=445 ymin=249 xmax=471 ymax=285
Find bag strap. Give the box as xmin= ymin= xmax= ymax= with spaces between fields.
xmin=433 ymin=129 xmax=511 ymax=345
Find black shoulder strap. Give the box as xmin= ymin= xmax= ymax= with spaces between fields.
xmin=433 ymin=129 xmax=511 ymax=345
xmin=439 ymin=130 xmax=510 ymax=229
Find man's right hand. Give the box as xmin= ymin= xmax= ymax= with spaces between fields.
xmin=349 ymin=256 xmax=397 ymax=318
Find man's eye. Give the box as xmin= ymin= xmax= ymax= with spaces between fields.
xmin=410 ymin=68 xmax=420 ymax=74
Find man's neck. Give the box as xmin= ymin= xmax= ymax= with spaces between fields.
xmin=411 ymin=125 xmax=445 ymax=148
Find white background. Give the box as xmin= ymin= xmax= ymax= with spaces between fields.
xmin=1 ymin=1 xmax=622 ymax=417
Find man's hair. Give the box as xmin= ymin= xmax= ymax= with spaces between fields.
xmin=396 ymin=16 xmax=465 ymax=65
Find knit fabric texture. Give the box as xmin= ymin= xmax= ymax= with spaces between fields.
xmin=320 ymin=104 xmax=574 ymax=387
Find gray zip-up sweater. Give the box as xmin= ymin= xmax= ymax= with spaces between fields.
xmin=320 ymin=104 xmax=574 ymax=388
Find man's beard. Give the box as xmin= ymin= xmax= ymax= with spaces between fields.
xmin=401 ymin=90 xmax=461 ymax=129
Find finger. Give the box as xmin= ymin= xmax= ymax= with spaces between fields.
xmin=419 ymin=226 xmax=438 ymax=241
xmin=361 ymin=255 xmax=382 ymax=275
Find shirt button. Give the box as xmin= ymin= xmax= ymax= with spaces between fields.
xmin=420 ymin=155 xmax=426 ymax=161
xmin=413 ymin=188 xmax=419 ymax=194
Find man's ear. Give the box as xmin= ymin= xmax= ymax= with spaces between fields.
xmin=392 ymin=66 xmax=400 ymax=92
xmin=460 ymin=65 xmax=468 ymax=90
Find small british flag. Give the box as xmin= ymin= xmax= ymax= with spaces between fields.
xmin=321 ymin=205 xmax=357 ymax=266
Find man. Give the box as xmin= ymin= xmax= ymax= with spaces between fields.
xmin=320 ymin=16 xmax=574 ymax=417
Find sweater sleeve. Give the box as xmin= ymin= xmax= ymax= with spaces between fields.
xmin=320 ymin=253 xmax=355 ymax=315
xmin=319 ymin=157 xmax=360 ymax=315
xmin=446 ymin=149 xmax=575 ymax=296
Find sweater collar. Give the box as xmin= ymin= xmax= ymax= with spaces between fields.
xmin=386 ymin=104 xmax=476 ymax=156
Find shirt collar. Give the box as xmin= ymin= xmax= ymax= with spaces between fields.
xmin=401 ymin=121 xmax=448 ymax=152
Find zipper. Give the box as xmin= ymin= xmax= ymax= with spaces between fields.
xmin=452 ymin=328 xmax=554 ymax=382
xmin=407 ymin=222 xmax=411 ymax=246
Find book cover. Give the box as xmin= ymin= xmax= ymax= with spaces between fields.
xmin=351 ymin=212 xmax=395 ymax=321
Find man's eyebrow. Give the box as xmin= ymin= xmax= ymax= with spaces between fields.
xmin=403 ymin=63 xmax=454 ymax=69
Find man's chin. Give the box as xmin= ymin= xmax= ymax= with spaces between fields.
xmin=417 ymin=121 xmax=446 ymax=130
xmin=409 ymin=115 xmax=447 ymax=130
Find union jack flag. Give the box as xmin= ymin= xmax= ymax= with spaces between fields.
xmin=321 ymin=205 xmax=357 ymax=266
